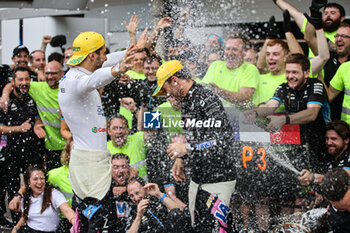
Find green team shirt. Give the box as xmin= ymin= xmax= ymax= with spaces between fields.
xmin=253 ymin=72 xmax=286 ymax=105
xmin=107 ymin=131 xmax=147 ymax=179
xmin=202 ymin=61 xmax=259 ymax=106
xmin=202 ymin=61 xmax=259 ymax=92
xmin=48 ymin=165 xmax=72 ymax=218
xmin=330 ymin=61 xmax=350 ymax=124
xmin=29 ymin=81 xmax=65 ymax=150
xmin=301 ymin=18 xmax=337 ymax=58
xmin=155 ymin=101 xmax=183 ymax=135
xmin=125 ymin=70 xmax=146 ymax=80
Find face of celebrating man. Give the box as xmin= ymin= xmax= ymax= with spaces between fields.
xmin=12 ymin=51 xmax=29 ymax=68
xmin=224 ymin=38 xmax=244 ymax=70
xmin=132 ymin=52 xmax=146 ymax=73
xmin=144 ymin=60 xmax=160 ymax=82
xmin=335 ymin=27 xmax=350 ymax=57
xmin=31 ymin=51 xmax=46 ymax=70
xmin=285 ymin=63 xmax=308 ymax=90
xmin=127 ymin=182 xmax=145 ymax=204
xmin=322 ymin=7 xmax=344 ymax=32
xmin=326 ymin=129 xmax=349 ymax=158
xmin=108 ymin=118 xmax=129 ymax=147
xmin=112 ymin=158 xmax=130 ymax=186
xmin=266 ymin=44 xmax=287 ymax=75
xmin=45 ymin=61 xmax=63 ymax=89
xmin=14 ymin=70 xmax=30 ymax=97
xmin=162 ymin=76 xmax=185 ymax=102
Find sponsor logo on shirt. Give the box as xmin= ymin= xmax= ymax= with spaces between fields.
xmin=92 ymin=127 xmax=106 ymax=133
xmin=97 ymin=105 xmax=104 ymax=117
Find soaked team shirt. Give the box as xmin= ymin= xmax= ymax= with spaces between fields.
xmin=328 ymin=146 xmax=350 ymax=170
xmin=107 ymin=132 xmax=147 ymax=179
xmin=126 ymin=196 xmax=168 ymax=233
xmin=272 ymin=78 xmax=329 ymax=171
xmin=202 ymin=61 xmax=259 ymax=92
xmin=0 ymin=92 xmax=42 ymax=154
xmin=272 ymin=78 xmax=329 ymax=145
xmin=58 ymin=51 xmax=126 ymax=151
xmin=125 ymin=70 xmax=146 ymax=80
xmin=111 ymin=182 xmax=132 ymax=233
xmin=181 ymin=82 xmax=236 ymax=183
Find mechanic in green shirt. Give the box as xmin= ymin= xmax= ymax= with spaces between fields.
xmin=202 ymin=33 xmax=259 ymax=107
xmin=107 ymin=114 xmax=148 ymax=179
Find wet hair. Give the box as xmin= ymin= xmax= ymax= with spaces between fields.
xmin=23 ymin=165 xmax=53 ymax=221
xmin=144 ymin=53 xmax=162 ymax=66
xmin=326 ymin=120 xmax=350 ymax=140
xmin=285 ymin=53 xmax=310 ymax=72
xmin=108 ymin=114 xmax=129 ymax=129
xmin=325 ymin=3 xmax=345 ymax=18
xmin=61 ymin=137 xmax=73 ymax=166
xmin=321 ymin=168 xmax=350 ymax=202
xmin=29 ymin=50 xmax=45 ymax=62
xmin=127 ymin=176 xmax=146 ymax=187
xmin=48 ymin=52 xmax=64 ymax=64
xmin=225 ymin=32 xmax=250 ymax=49
xmin=13 ymin=67 xmax=30 ymax=79
xmin=112 ymin=153 xmax=130 ymax=164
xmin=267 ymin=39 xmax=290 ymax=54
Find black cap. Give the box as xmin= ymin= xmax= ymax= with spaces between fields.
xmin=12 ymin=45 xmax=29 ymax=58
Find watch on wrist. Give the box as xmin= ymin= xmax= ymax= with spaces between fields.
xmin=285 ymin=115 xmax=290 ymax=124
xmin=14 ymin=192 xmax=23 ymax=199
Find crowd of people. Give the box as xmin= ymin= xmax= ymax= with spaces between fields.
xmin=1 ymin=0 xmax=350 ymax=232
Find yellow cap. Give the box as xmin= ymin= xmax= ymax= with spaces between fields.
xmin=67 ymin=31 xmax=105 ymax=66
xmin=153 ymin=60 xmax=183 ymax=97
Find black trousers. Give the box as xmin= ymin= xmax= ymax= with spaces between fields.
xmin=73 ymin=186 xmax=117 ymax=233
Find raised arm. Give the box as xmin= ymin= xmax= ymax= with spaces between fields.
xmin=123 ymin=15 xmax=140 ymax=46
xmin=257 ymin=39 xmax=269 ymax=74
xmin=147 ymin=17 xmax=173 ymax=51
xmin=310 ymin=28 xmax=329 ymax=75
xmin=284 ymin=10 xmax=304 ymax=54
xmin=40 ymin=35 xmax=52 ymax=52
xmin=303 ymin=0 xmax=328 ymax=56
xmin=144 ymin=183 xmax=184 ymax=211
xmin=77 ymin=48 xmax=135 ymax=94
xmin=273 ymin=0 xmax=306 ymax=28
xmin=306 ymin=6 xmax=330 ymax=75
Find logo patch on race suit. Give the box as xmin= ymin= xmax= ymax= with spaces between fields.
xmin=116 ymin=201 xmax=131 ymax=218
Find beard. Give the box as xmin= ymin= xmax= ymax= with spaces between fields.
xmin=14 ymin=85 xmax=29 ymax=97
xmin=323 ymin=18 xmax=341 ymax=32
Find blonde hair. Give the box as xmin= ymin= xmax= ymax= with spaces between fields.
xmin=61 ymin=137 xmax=73 ymax=166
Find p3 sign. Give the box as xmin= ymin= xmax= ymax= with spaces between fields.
xmin=242 ymin=145 xmax=267 ymax=171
